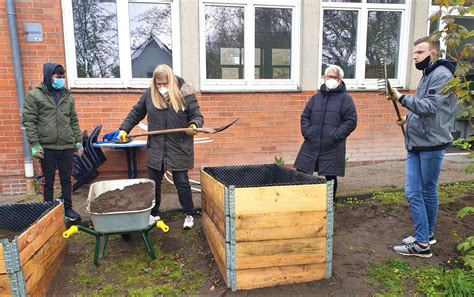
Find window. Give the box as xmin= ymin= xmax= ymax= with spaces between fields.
xmin=320 ymin=0 xmax=409 ymax=89
xmin=199 ymin=0 xmax=300 ymax=91
xmin=62 ymin=0 xmax=180 ymax=88
xmin=429 ymin=2 xmax=473 ymax=80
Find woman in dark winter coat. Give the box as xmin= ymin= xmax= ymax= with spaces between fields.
xmin=294 ymin=65 xmax=357 ymax=200
xmin=118 ymin=64 xmax=204 ymax=229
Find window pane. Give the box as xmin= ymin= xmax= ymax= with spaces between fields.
xmin=449 ymin=17 xmax=474 ymax=61
xmin=255 ymin=7 xmax=292 ymax=79
xmin=73 ymin=0 xmax=119 ymax=78
xmin=367 ymin=0 xmax=405 ymax=3
xmin=129 ymin=2 xmax=172 ymax=78
xmin=322 ymin=10 xmax=358 ymax=79
xmin=205 ymin=6 xmax=244 ymax=79
xmin=429 ymin=19 xmax=440 ymax=35
xmin=365 ymin=11 xmax=402 ymax=79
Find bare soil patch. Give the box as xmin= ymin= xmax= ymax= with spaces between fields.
xmin=48 ymin=193 xmax=473 ymax=296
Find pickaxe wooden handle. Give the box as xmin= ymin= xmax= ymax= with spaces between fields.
xmin=378 ymin=60 xmax=405 ymax=137
xmin=128 ymin=118 xmax=239 ymax=138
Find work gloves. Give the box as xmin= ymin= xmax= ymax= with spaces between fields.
xmin=386 ymin=87 xmax=403 ymax=102
xmin=75 ymin=142 xmax=84 ymax=157
xmin=31 ymin=145 xmax=44 ymax=159
xmin=118 ymin=130 xmax=128 ymax=143
xmin=185 ymin=124 xmax=198 ymax=136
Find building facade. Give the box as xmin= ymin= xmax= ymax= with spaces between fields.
xmin=0 ymin=0 xmax=472 ymax=195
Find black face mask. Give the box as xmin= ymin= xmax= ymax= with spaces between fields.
xmin=415 ymin=55 xmax=431 ymax=71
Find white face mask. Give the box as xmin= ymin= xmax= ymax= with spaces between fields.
xmin=325 ymin=78 xmax=339 ymax=90
xmin=158 ymin=86 xmax=169 ymax=98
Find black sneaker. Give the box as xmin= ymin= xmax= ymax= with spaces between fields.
xmin=393 ymin=242 xmax=432 ymax=258
xmin=402 ymin=234 xmax=436 ymax=245
xmin=65 ymin=208 xmax=81 ymax=221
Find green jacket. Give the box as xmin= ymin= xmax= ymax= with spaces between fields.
xmin=22 ymin=84 xmax=81 ymax=150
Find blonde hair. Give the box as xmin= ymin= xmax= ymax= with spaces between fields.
xmin=150 ymin=64 xmax=185 ymax=112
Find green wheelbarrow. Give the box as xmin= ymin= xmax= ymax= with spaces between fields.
xmin=63 ymin=178 xmax=169 ymax=265
xmin=63 ymin=219 xmax=169 ymax=265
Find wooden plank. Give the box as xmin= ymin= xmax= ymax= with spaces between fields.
xmin=202 ymin=193 xmax=225 ymax=237
xmin=235 ymin=211 xmax=326 ymax=241
xmin=235 ymin=238 xmax=326 ymax=270
xmin=236 ymin=263 xmax=326 ymax=290
xmin=18 ymin=204 xmax=65 ymax=264
xmin=28 ymin=246 xmax=66 ymax=297
xmin=23 ymin=227 xmax=67 ymax=294
xmin=234 ymin=184 xmax=327 ymax=216
xmin=236 ymin=250 xmax=326 ymax=269
xmin=236 ymin=238 xmax=326 ymax=256
xmin=236 ymin=224 xmax=326 ymax=242
xmin=202 ymin=213 xmax=227 ymax=284
xmin=200 ymin=170 xmax=225 ymax=214
xmin=236 ymin=211 xmax=326 ymax=229
xmin=0 ymin=274 xmax=12 ymax=296
xmin=0 ymin=244 xmax=5 ymax=274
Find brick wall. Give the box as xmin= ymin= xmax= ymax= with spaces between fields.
xmin=0 ymin=0 xmax=407 ymax=195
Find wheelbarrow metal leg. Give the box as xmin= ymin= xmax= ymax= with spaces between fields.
xmin=94 ymin=235 xmax=101 ymax=266
xmin=100 ymin=235 xmax=109 ymax=259
xmin=140 ymin=230 xmax=156 ymax=259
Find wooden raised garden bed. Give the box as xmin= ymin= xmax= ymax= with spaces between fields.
xmin=0 ymin=202 xmax=66 ymax=296
xmin=201 ymin=164 xmax=334 ymax=291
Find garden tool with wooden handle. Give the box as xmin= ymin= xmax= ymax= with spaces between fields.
xmin=377 ymin=61 xmax=406 ymax=137
xmin=127 ymin=118 xmax=239 ymax=138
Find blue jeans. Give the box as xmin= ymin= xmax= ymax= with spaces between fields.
xmin=405 ymin=149 xmax=445 ymax=244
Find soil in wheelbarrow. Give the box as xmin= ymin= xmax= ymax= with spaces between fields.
xmin=89 ymin=182 xmax=154 ymax=213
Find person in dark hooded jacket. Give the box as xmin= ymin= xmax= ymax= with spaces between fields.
xmin=294 ymin=65 xmax=357 ymax=201
xmin=118 ymin=64 xmax=203 ymax=230
xmin=390 ymin=37 xmax=457 ymax=258
xmin=22 ymin=62 xmax=83 ymax=221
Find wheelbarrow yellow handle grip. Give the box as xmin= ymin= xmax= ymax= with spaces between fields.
xmin=63 ymin=225 xmax=79 ymax=238
xmin=156 ymin=220 xmax=169 ymax=232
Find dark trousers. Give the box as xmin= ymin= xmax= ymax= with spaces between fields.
xmin=147 ymin=166 xmax=195 ymax=216
xmin=40 ymin=148 xmax=74 ymax=209
xmin=325 ymin=175 xmax=338 ymax=201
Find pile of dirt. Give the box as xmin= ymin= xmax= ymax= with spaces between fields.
xmin=89 ymin=182 xmax=154 ymax=213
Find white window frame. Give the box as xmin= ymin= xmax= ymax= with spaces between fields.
xmin=61 ymin=0 xmax=181 ymax=88
xmin=428 ymin=2 xmax=473 ymax=52
xmin=199 ymin=0 xmax=301 ymax=92
xmin=319 ymin=0 xmax=410 ymax=90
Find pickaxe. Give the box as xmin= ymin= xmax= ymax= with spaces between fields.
xmin=377 ymin=60 xmax=406 ymax=137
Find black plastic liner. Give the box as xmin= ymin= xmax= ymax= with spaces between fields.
xmin=0 ymin=201 xmax=59 ymax=234
xmin=203 ymin=164 xmax=326 ymax=188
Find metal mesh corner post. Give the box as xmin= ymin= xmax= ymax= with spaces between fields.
xmin=224 ymin=185 xmax=238 ymax=291
xmin=2 ymin=239 xmax=26 ymax=297
xmin=325 ymin=180 xmax=334 ymax=279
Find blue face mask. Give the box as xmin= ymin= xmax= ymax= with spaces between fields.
xmin=52 ymin=78 xmax=65 ymax=90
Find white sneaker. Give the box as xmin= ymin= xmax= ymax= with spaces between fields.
xmin=183 ymin=215 xmax=194 ymax=229
xmin=149 ymin=215 xmax=160 ymax=225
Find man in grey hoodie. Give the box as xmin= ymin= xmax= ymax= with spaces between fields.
xmin=388 ymin=37 xmax=457 ymax=258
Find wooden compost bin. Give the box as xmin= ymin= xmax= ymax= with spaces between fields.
xmin=0 ymin=202 xmax=66 ymax=296
xmin=201 ymin=164 xmax=334 ymax=291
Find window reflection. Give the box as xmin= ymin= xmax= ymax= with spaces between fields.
xmin=365 ymin=11 xmax=401 ymax=79
xmin=255 ymin=7 xmax=292 ymax=79
xmin=73 ymin=0 xmax=120 ymax=78
xmin=205 ymin=6 xmax=244 ymax=79
xmin=129 ymin=2 xmax=172 ymax=78
xmin=322 ymin=10 xmax=358 ymax=79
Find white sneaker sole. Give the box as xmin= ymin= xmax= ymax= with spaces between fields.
xmin=394 ymin=250 xmax=432 ymax=258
